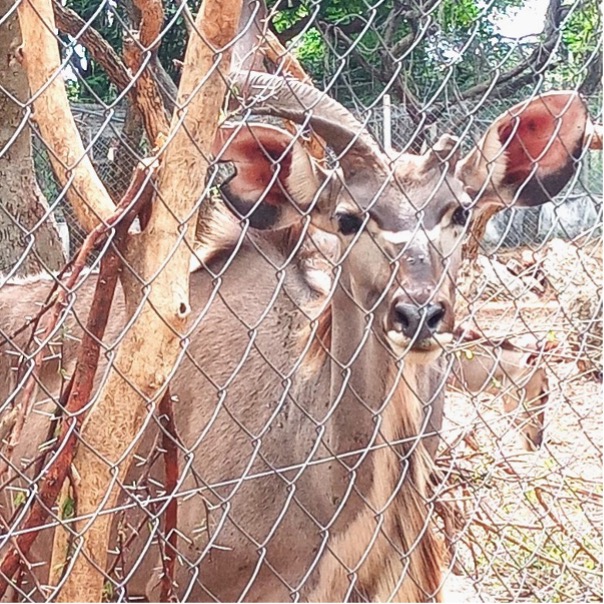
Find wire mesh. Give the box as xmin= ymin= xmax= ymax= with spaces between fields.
xmin=0 ymin=0 xmax=601 ymax=601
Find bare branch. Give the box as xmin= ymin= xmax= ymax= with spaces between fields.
xmin=52 ymin=1 xmax=131 ymax=93
xmin=390 ymin=23 xmax=418 ymax=59
xmin=55 ymin=0 xmax=244 ymax=598
xmin=232 ymin=0 xmax=268 ymax=72
xmin=122 ymin=0 xmax=170 ymax=144
xmin=54 ymin=0 xmax=173 ymax=143
xmin=133 ymin=0 xmax=164 ymax=51
xmin=261 ymin=28 xmax=312 ymax=84
xmin=274 ymin=13 xmax=313 ymax=44
xmin=17 ymin=0 xmax=115 ymax=232
xmin=151 ymin=54 xmax=179 ymax=109
xmin=123 ymin=37 xmax=170 ymax=144
xmin=459 ymin=0 xmax=565 ymax=102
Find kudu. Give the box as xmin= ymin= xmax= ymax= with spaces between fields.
xmin=446 ymin=329 xmax=552 ymax=451
xmin=0 ymin=73 xmax=589 ymax=602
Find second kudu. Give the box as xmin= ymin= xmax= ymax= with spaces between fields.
xmin=0 ymin=72 xmax=590 ymax=601
xmin=447 ymin=329 xmax=553 ymax=451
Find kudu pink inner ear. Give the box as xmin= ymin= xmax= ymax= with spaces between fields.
xmin=496 ymin=93 xmax=588 ymax=206
xmin=211 ymin=125 xmax=295 ymax=228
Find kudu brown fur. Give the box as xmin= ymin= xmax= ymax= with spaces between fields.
xmin=447 ymin=328 xmax=554 ymax=451
xmin=0 ymin=73 xmax=589 ymax=602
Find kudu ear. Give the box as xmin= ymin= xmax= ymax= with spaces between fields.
xmin=211 ymin=123 xmax=327 ymax=229
xmin=421 ymin=134 xmax=461 ymax=171
xmin=457 ymin=91 xmax=589 ymax=209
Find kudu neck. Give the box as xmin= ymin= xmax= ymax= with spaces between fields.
xmin=327 ymin=286 xmax=419 ymax=447
xmin=331 ymin=287 xmax=394 ymax=409
xmin=318 ymin=286 xmax=440 ymax=603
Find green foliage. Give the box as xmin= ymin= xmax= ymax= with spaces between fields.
xmin=63 ymin=0 xmax=123 ymax=103
xmin=438 ymin=0 xmax=481 ymax=32
xmin=554 ymin=0 xmax=602 ymax=87
xmin=272 ymin=2 xmax=309 ymax=33
xmin=266 ymin=0 xmax=536 ymax=106
xmin=101 ymin=580 xmax=115 ymax=602
xmin=62 ymin=0 xmax=601 ymax=111
xmin=292 ymin=28 xmax=327 ymax=81
xmin=563 ymin=0 xmax=600 ymax=56
xmin=12 ymin=491 xmax=26 ymax=508
xmin=61 ymin=496 xmax=75 ymax=520
xmin=64 ymin=78 xmax=81 ymax=102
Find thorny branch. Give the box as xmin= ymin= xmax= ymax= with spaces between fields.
xmin=158 ymin=388 xmax=180 ymax=602
xmin=0 ymin=165 xmax=156 ymax=597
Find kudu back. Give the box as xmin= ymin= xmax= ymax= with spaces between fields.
xmin=0 ymin=74 xmax=589 ymax=602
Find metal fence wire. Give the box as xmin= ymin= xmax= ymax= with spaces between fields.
xmin=0 ymin=0 xmax=601 ymax=602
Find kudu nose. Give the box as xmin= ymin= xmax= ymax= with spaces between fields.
xmin=392 ymin=302 xmax=446 ymax=341
xmin=530 ymin=429 xmax=544 ymax=450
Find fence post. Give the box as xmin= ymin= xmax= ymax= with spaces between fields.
xmin=383 ymin=93 xmax=392 ymax=154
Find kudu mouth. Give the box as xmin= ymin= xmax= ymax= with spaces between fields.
xmin=385 ymin=326 xmax=454 ymax=361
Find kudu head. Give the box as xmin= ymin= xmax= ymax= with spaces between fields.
xmin=211 ymin=73 xmax=589 ymax=361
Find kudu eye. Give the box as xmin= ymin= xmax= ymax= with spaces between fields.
xmin=336 ymin=212 xmax=364 ymax=236
xmin=451 ymin=206 xmax=470 ymax=227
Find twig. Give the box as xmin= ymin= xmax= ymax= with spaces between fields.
xmin=158 ymin=388 xmax=180 ymax=602
xmin=534 ymin=487 xmax=599 ymax=567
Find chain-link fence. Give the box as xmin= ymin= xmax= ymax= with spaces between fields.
xmin=0 ymin=0 xmax=602 ymax=601
xmin=32 ymin=103 xmax=142 ymax=257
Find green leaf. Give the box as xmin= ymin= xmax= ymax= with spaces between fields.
xmin=13 ymin=492 xmax=26 ymax=508
xmin=61 ymin=496 xmax=75 ymax=520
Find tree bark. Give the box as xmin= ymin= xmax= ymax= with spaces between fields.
xmin=17 ymin=0 xmax=116 ymax=233
xmin=47 ymin=0 xmax=244 ymax=598
xmin=0 ymin=1 xmax=65 ymax=275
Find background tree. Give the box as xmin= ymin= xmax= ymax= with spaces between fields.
xmin=0 ymin=0 xmax=65 ymax=275
xmin=268 ymin=0 xmax=600 ymax=103
xmin=58 ymin=0 xmax=601 ymax=155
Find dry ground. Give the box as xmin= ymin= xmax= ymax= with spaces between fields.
xmin=437 ymin=292 xmax=602 ymax=603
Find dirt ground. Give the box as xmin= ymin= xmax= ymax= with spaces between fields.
xmin=438 ymin=292 xmax=603 ymax=602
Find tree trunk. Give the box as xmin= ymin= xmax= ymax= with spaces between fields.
xmin=0 ymin=1 xmax=65 ymax=275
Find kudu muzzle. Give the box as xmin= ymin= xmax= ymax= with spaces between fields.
xmin=385 ymin=238 xmax=454 ymax=353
